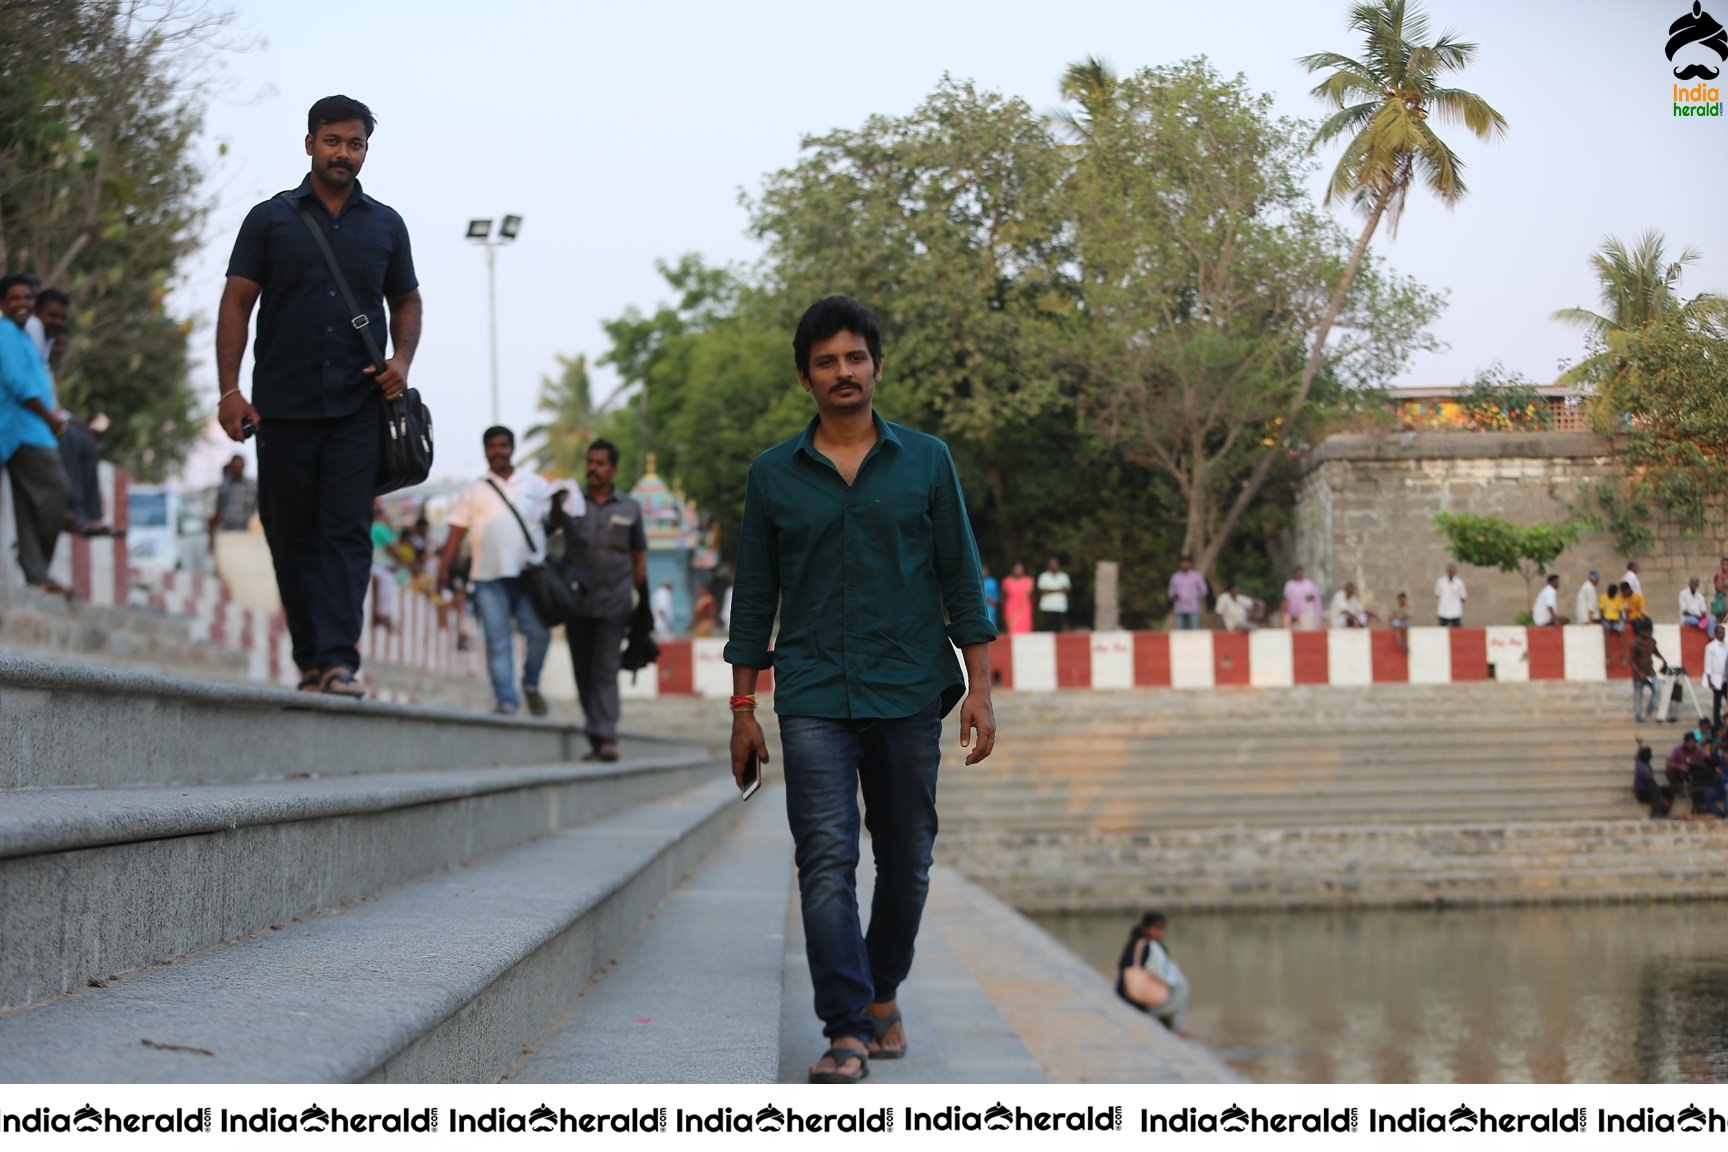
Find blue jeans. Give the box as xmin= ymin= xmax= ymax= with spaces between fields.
xmin=473 ymin=576 xmax=550 ymax=709
xmin=779 ymin=699 xmax=942 ymax=1044
xmin=1634 ymin=675 xmax=1659 ymax=721
xmin=1175 ymin=612 xmax=1199 ymax=630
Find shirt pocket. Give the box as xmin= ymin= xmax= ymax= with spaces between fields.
xmin=603 ymin=513 xmax=633 ymax=552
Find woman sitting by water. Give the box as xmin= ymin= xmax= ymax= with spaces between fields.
xmin=1114 ymin=911 xmax=1192 ymax=1036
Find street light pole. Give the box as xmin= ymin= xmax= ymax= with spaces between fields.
xmin=485 ymin=242 xmax=499 ymax=427
xmin=465 ymin=215 xmax=523 ymax=429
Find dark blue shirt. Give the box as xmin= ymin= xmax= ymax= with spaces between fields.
xmin=723 ymin=413 xmax=996 ymax=720
xmin=225 ymin=176 xmax=417 ymax=420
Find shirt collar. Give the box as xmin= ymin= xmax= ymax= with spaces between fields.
xmin=795 ymin=410 xmax=901 ymax=464
xmin=287 ymin=174 xmax=372 ymax=211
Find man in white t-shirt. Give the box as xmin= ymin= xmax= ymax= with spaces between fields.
xmin=438 ymin=426 xmax=557 ymax=716
xmin=1037 ymin=555 xmax=1072 ymax=632
xmin=1622 ymin=561 xmax=1642 ymax=596
xmin=1435 ymin=563 xmax=1467 ymax=627
xmin=1533 ymin=573 xmax=1561 ymax=626
xmin=1680 ymin=576 xmax=1709 ymax=629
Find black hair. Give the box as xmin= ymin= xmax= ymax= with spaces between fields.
xmin=481 ymin=425 xmax=514 ymax=449
xmin=0 ymin=274 xmax=35 ymax=298
xmin=588 ymin=439 xmax=620 ymax=467
xmin=1637 ymin=745 xmax=1653 ymax=762
xmin=1116 ymin=911 xmax=1168 ymax=971
xmin=792 ymin=296 xmax=883 ymax=378
xmin=308 ymin=95 xmax=376 ymax=138
xmin=35 ymin=288 xmax=68 ymax=310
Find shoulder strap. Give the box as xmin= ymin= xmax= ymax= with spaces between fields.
xmin=281 ymin=191 xmax=387 ymax=372
xmin=484 ymin=477 xmax=541 ymax=556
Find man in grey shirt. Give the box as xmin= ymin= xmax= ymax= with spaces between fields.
xmin=552 ymin=438 xmax=647 ymax=761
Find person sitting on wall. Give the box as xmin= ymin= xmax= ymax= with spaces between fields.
xmin=1328 ymin=581 xmax=1377 ymax=628
xmin=1600 ymin=583 xmax=1626 ymax=667
xmin=1621 ymin=581 xmax=1648 ymax=625
xmin=1680 ymin=576 xmax=1710 ymax=631
xmin=1114 ymin=911 xmax=1191 ymax=1037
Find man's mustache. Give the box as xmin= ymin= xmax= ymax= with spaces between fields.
xmin=1676 ymin=63 xmax=1722 ymax=79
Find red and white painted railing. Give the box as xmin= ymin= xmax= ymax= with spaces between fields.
xmin=626 ymin=624 xmax=1699 ymax=698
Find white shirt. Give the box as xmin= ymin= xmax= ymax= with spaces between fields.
xmin=1533 ymin=584 xmax=1559 ymax=626
xmin=1217 ymin=592 xmax=1255 ymax=631
xmin=1623 ymin=568 xmax=1642 ymax=595
xmin=447 ymin=468 xmax=553 ymax=582
xmin=1329 ymin=589 xmax=1366 ymax=627
xmin=1707 ymin=638 xmax=1728 ymax=692
xmin=1574 ymin=581 xmax=1599 ymax=624
xmin=1680 ymin=586 xmax=1709 ymax=619
xmin=1435 ymin=575 xmax=1467 ymax=619
xmin=1037 ymin=570 xmax=1071 ymax=614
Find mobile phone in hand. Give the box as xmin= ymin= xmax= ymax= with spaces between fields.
xmin=739 ymin=751 xmax=761 ymax=802
xmin=240 ymin=415 xmax=256 ymax=440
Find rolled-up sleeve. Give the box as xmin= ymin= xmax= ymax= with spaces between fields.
xmin=723 ymin=465 xmax=779 ymax=669
xmin=931 ymin=444 xmax=996 ymax=648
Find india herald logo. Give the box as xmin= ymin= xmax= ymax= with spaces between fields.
xmin=1669 ymin=2 xmax=1728 ymax=79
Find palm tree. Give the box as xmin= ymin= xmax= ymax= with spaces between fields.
xmin=1552 ymin=230 xmax=1725 ymax=387
xmin=1051 ymin=56 xmax=1119 ymax=142
xmin=522 ymin=354 xmax=601 ymax=477
xmin=1208 ymin=0 xmax=1505 ymax=553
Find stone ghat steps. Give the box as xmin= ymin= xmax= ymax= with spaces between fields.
xmin=952 ymin=740 xmax=1645 ymax=780
xmin=0 ymin=778 xmax=745 ymax=1083
xmin=945 ymin=820 xmax=1728 ymax=911
xmin=940 ymin=796 xmax=1636 ymax=832
xmin=0 ymin=752 xmax=718 ymax=1014
xmin=0 ymin=656 xmax=711 ymax=790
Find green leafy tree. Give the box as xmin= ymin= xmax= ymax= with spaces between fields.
xmin=1588 ymin=311 xmax=1728 ymax=531
xmin=747 ymin=77 xmax=1074 ymax=563
xmin=0 ymin=0 xmax=240 ymax=480
xmin=1432 ymin=511 xmax=1579 ymax=610
xmin=1070 ymin=58 xmax=1443 ymax=573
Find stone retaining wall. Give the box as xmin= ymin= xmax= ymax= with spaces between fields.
xmin=1293 ymin=431 xmax=1728 ymax=628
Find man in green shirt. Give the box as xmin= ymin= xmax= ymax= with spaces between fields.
xmin=725 ymin=297 xmax=997 ymax=1084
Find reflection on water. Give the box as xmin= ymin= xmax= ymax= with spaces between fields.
xmin=1029 ymin=904 xmax=1728 ymax=1083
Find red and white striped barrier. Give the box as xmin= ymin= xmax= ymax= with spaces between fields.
xmin=634 ymin=624 xmax=1703 ymax=697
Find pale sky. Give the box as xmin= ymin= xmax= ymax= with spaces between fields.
xmin=174 ymin=0 xmax=1726 ymax=483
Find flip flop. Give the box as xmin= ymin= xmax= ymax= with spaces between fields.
xmin=809 ymin=1046 xmax=868 ymax=1085
xmin=297 ymin=670 xmax=322 ymax=693
xmin=320 ymin=666 xmax=365 ymax=699
xmin=868 ymin=1008 xmax=907 ymax=1059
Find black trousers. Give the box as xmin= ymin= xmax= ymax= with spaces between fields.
xmin=566 ymin=614 xmax=628 ymax=743
xmin=257 ymin=408 xmax=377 ymax=673
xmin=6 ymin=444 xmax=70 ymax=584
xmin=58 ymin=421 xmax=103 ymax=526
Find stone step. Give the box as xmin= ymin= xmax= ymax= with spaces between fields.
xmin=945 ymin=821 xmax=1728 ymax=911
xmin=0 ymin=751 xmax=718 ymax=1013
xmin=940 ymin=801 xmax=1638 ymax=829
xmin=0 ymin=779 xmax=742 ymax=1083
xmin=0 ymin=656 xmax=674 ymax=788
xmin=508 ymin=784 xmax=794 ymax=1084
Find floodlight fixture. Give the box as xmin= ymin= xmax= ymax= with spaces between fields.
xmin=466 ymin=218 xmax=493 ymax=241
xmin=499 ymin=214 xmax=523 ymax=242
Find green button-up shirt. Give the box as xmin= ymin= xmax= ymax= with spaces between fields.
xmin=724 ymin=413 xmax=996 ymax=719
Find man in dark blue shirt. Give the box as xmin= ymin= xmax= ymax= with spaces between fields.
xmin=725 ymin=296 xmax=997 ymax=1084
xmin=215 ymin=95 xmax=421 ymax=697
